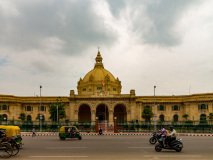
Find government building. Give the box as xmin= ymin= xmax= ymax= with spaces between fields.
xmin=0 ymin=51 xmax=213 ymax=126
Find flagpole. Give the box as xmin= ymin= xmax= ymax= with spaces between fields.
xmin=102 ymin=80 xmax=107 ymax=132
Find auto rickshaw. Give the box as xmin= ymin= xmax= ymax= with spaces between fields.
xmin=59 ymin=126 xmax=82 ymax=140
xmin=0 ymin=125 xmax=23 ymax=148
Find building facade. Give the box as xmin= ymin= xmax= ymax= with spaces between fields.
xmin=0 ymin=51 xmax=213 ymax=124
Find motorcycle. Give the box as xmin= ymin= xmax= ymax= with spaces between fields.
xmin=149 ymin=132 xmax=162 ymax=144
xmin=155 ymin=135 xmax=183 ymax=152
xmin=99 ymin=130 xmax=102 ymax=135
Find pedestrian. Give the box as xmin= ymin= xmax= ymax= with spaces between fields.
xmin=32 ymin=127 xmax=36 ymax=137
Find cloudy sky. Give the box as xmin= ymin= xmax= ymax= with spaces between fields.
xmin=0 ymin=0 xmax=213 ymax=97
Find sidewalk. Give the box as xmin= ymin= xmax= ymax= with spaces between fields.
xmin=21 ymin=132 xmax=213 ymax=136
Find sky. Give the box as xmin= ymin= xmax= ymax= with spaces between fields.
xmin=0 ymin=0 xmax=213 ymax=97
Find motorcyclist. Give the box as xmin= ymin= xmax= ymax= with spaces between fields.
xmin=99 ymin=127 xmax=102 ymax=135
xmin=159 ymin=125 xmax=167 ymax=135
xmin=166 ymin=126 xmax=177 ymax=147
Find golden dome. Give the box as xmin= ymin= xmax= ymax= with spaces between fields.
xmin=77 ymin=51 xmax=121 ymax=95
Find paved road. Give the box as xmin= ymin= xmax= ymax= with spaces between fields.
xmin=10 ymin=135 xmax=213 ymax=160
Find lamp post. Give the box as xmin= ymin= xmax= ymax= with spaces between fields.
xmin=40 ymin=85 xmax=42 ymax=133
xmin=57 ymin=105 xmax=58 ymax=123
xmin=154 ymin=86 xmax=156 ymax=131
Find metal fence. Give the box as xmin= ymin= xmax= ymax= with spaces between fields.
xmin=0 ymin=120 xmax=212 ymax=133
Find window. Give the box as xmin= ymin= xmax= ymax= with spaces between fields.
xmin=113 ymin=88 xmax=116 ymax=91
xmin=83 ymin=88 xmax=86 ymax=91
xmin=97 ymin=87 xmax=102 ymax=90
xmin=27 ymin=106 xmax=31 ymax=111
xmin=172 ymin=105 xmax=179 ymax=111
xmin=198 ymin=104 xmax=208 ymax=110
xmin=2 ymin=105 xmax=7 ymax=110
xmin=159 ymin=105 xmax=164 ymax=111
xmin=41 ymin=106 xmax=45 ymax=111
xmin=201 ymin=104 xmax=205 ymax=109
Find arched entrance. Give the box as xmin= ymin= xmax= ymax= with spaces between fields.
xmin=173 ymin=115 xmax=178 ymax=122
xmin=27 ymin=115 xmax=32 ymax=122
xmin=114 ymin=104 xmax=127 ymax=122
xmin=96 ymin=104 xmax=108 ymax=122
xmin=200 ymin=114 xmax=206 ymax=121
xmin=78 ymin=104 xmax=91 ymax=122
xmin=3 ymin=114 xmax=7 ymax=121
xmin=159 ymin=115 xmax=164 ymax=122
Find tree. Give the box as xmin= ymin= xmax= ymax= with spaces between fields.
xmin=208 ymin=113 xmax=213 ymax=122
xmin=142 ymin=107 xmax=154 ymax=122
xmin=48 ymin=97 xmax=66 ymax=122
xmin=208 ymin=113 xmax=213 ymax=129
xmin=182 ymin=114 xmax=189 ymax=121
xmin=18 ymin=113 xmax=26 ymax=121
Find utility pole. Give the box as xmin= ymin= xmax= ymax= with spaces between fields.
xmin=154 ymin=86 xmax=156 ymax=131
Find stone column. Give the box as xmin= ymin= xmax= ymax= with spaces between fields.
xmin=127 ymin=111 xmax=131 ymax=121
xmin=91 ymin=110 xmax=96 ymax=125
xmin=109 ymin=110 xmax=114 ymax=126
xmin=74 ymin=110 xmax=78 ymax=122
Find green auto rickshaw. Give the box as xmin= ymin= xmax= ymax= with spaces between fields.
xmin=59 ymin=126 xmax=82 ymax=140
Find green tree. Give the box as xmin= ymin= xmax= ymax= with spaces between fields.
xmin=48 ymin=97 xmax=66 ymax=122
xmin=208 ymin=113 xmax=213 ymax=129
xmin=182 ymin=114 xmax=189 ymax=121
xmin=142 ymin=107 xmax=154 ymax=122
xmin=18 ymin=113 xmax=26 ymax=121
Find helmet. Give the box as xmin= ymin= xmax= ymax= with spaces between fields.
xmin=169 ymin=126 xmax=174 ymax=129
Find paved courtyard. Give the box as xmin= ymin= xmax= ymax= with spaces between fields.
xmin=10 ymin=135 xmax=213 ymax=160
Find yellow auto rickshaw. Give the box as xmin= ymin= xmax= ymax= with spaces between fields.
xmin=0 ymin=125 xmax=23 ymax=148
xmin=59 ymin=126 xmax=82 ymax=140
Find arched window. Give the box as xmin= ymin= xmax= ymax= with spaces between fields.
xmin=173 ymin=115 xmax=178 ymax=122
xmin=159 ymin=115 xmax=164 ymax=122
xmin=27 ymin=115 xmax=32 ymax=122
xmin=200 ymin=114 xmax=206 ymax=121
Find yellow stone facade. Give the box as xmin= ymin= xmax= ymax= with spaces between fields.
xmin=0 ymin=51 xmax=213 ymax=124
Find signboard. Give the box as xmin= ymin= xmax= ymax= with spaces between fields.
xmin=153 ymin=114 xmax=157 ymax=119
xmin=40 ymin=114 xmax=43 ymax=119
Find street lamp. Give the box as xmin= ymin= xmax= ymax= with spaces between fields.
xmin=57 ymin=105 xmax=58 ymax=123
xmin=40 ymin=85 xmax=42 ymax=133
xmin=154 ymin=86 xmax=156 ymax=131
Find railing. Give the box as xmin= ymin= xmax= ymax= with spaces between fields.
xmin=0 ymin=120 xmax=212 ymax=133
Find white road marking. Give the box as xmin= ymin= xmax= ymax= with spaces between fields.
xmin=30 ymin=156 xmax=88 ymax=158
xmin=144 ymin=155 xmax=202 ymax=158
xmin=128 ymin=147 xmax=154 ymax=149
xmin=45 ymin=147 xmax=87 ymax=149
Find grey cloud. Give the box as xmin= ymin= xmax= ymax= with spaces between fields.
xmin=106 ymin=0 xmax=126 ymax=17
xmin=106 ymin=0 xmax=201 ymax=47
xmin=140 ymin=0 xmax=199 ymax=47
xmin=0 ymin=0 xmax=117 ymax=55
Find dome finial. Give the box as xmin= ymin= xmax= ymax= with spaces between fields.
xmin=95 ymin=49 xmax=103 ymax=68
